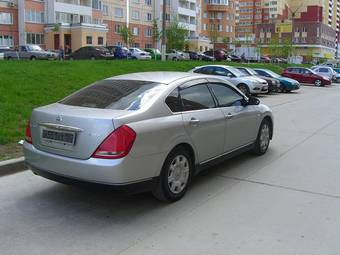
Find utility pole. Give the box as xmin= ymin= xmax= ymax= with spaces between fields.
xmin=161 ymin=0 xmax=167 ymax=61
xmin=287 ymin=4 xmax=303 ymax=63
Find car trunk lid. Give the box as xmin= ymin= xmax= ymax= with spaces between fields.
xmin=31 ymin=103 xmax=128 ymax=160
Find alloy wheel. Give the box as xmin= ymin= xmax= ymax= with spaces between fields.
xmin=259 ymin=123 xmax=270 ymax=152
xmin=167 ymin=155 xmax=190 ymax=194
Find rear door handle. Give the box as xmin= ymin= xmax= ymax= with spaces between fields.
xmin=189 ymin=118 xmax=200 ymax=125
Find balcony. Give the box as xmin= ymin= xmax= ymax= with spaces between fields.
xmin=206 ymin=4 xmax=230 ymax=12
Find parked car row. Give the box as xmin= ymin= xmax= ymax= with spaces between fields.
xmin=189 ymin=65 xmax=300 ymax=95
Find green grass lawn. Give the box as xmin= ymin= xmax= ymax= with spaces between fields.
xmin=0 ymin=60 xmax=287 ymax=159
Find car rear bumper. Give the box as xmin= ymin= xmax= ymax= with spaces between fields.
xmin=24 ymin=142 xmax=162 ymax=186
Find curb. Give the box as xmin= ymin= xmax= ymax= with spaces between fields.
xmin=0 ymin=157 xmax=27 ymax=177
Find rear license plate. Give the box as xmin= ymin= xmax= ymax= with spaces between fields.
xmin=42 ymin=129 xmax=76 ymax=145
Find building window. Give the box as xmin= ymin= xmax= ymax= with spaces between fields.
xmin=0 ymin=12 xmax=13 ymax=24
xmin=218 ymin=24 xmax=223 ymax=32
xmin=133 ymin=43 xmax=140 ymax=48
xmin=132 ymin=10 xmax=140 ymax=20
xmin=145 ymin=43 xmax=152 ymax=48
xmin=145 ymin=0 xmax=152 ymax=6
xmin=92 ymin=0 xmax=102 ymax=10
xmin=25 ymin=10 xmax=44 ymax=23
xmin=146 ymin=13 xmax=152 ymax=21
xmin=115 ymin=8 xmax=123 ymax=18
xmin=86 ymin=36 xmax=92 ymax=44
xmin=132 ymin=0 xmax=139 ymax=3
xmin=132 ymin=27 xmax=139 ymax=36
xmin=145 ymin=28 xmax=152 ymax=37
xmin=0 ymin=35 xmax=14 ymax=46
xmin=26 ymin=33 xmax=44 ymax=45
xmin=203 ymin=24 xmax=207 ymax=30
xmin=103 ymin=5 xmax=108 ymax=16
xmin=98 ymin=37 xmax=104 ymax=45
xmin=114 ymin=24 xmax=121 ymax=33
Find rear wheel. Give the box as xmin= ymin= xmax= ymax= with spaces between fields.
xmin=314 ymin=79 xmax=322 ymax=87
xmin=237 ymin=84 xmax=250 ymax=96
xmin=90 ymin=56 xmax=96 ymax=60
xmin=152 ymin=147 xmax=193 ymax=202
xmin=253 ymin=119 xmax=271 ymax=155
xmin=30 ymin=56 xmax=36 ymax=61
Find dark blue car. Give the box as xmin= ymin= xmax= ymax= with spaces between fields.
xmin=107 ymin=46 xmax=129 ymax=59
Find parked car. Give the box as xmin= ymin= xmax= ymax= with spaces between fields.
xmin=236 ymin=67 xmax=280 ymax=93
xmin=228 ymin=55 xmax=242 ymax=62
xmin=0 ymin=46 xmax=11 ymax=60
xmin=253 ymin=68 xmax=300 ymax=92
xmin=282 ymin=67 xmax=331 ymax=87
xmin=189 ymin=65 xmax=269 ymax=96
xmin=144 ymin=48 xmax=161 ymax=60
xmin=23 ymin=71 xmax=273 ymax=202
xmin=203 ymin=50 xmax=226 ymax=61
xmin=311 ymin=66 xmax=336 ymax=81
xmin=200 ymin=52 xmax=215 ymax=61
xmin=184 ymin=51 xmax=200 ymax=60
xmin=4 ymin=44 xmax=58 ymax=60
xmin=129 ymin=48 xmax=152 ymax=60
xmin=260 ymin=56 xmax=271 ymax=63
xmin=167 ymin=50 xmax=189 ymax=60
xmin=69 ymin=46 xmax=114 ymax=60
xmin=333 ymin=68 xmax=340 ymax=83
xmin=106 ymin=46 xmax=129 ymax=59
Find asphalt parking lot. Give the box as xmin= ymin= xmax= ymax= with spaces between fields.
xmin=1 ymin=84 xmax=340 ymax=255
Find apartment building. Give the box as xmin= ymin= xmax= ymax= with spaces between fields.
xmin=0 ymin=0 xmax=18 ymax=47
xmin=199 ymin=0 xmax=236 ymax=49
xmin=255 ymin=0 xmax=340 ymax=60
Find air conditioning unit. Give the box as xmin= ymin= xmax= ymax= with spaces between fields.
xmin=8 ymin=2 xmax=16 ymax=7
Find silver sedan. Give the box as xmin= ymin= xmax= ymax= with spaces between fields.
xmin=24 ymin=72 xmax=274 ymax=202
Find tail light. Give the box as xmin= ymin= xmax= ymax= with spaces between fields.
xmin=25 ymin=120 xmax=32 ymax=144
xmin=92 ymin=125 xmax=136 ymax=159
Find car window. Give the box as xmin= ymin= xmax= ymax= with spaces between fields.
xmin=213 ymin=67 xmax=229 ymax=76
xmin=319 ymin=68 xmax=329 ymax=72
xmin=180 ymin=84 xmax=215 ymax=111
xmin=165 ymin=88 xmax=182 ymax=112
xmin=60 ymin=80 xmax=166 ymax=111
xmin=255 ymin=70 xmax=267 ymax=76
xmin=194 ymin=66 xmax=214 ymax=75
xmin=209 ymin=83 xmax=243 ymax=107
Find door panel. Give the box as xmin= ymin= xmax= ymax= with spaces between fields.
xmin=179 ymin=81 xmax=225 ymax=162
xmin=220 ymin=105 xmax=258 ymax=152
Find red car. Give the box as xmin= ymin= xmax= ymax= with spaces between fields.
xmin=282 ymin=67 xmax=332 ymax=86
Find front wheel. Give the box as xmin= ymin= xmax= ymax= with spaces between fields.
xmin=237 ymin=84 xmax=250 ymax=96
xmin=253 ymin=119 xmax=271 ymax=155
xmin=152 ymin=147 xmax=193 ymax=202
xmin=314 ymin=79 xmax=322 ymax=87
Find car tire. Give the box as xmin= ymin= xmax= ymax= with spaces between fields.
xmin=336 ymin=78 xmax=340 ymax=83
xmin=253 ymin=119 xmax=271 ymax=155
xmin=7 ymin=56 xmax=12 ymax=60
xmin=90 ymin=56 xmax=96 ymax=60
xmin=237 ymin=84 xmax=250 ymax=96
xmin=30 ymin=56 xmax=36 ymax=61
xmin=152 ymin=146 xmax=193 ymax=202
xmin=314 ymin=79 xmax=322 ymax=87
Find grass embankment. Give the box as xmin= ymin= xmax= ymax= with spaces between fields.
xmin=0 ymin=60 xmax=286 ymax=160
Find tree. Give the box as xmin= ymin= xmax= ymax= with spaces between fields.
xmin=119 ymin=26 xmax=135 ymax=48
xmin=165 ymin=18 xmax=188 ymax=50
xmin=208 ymin=26 xmax=219 ymax=47
xmin=152 ymin=19 xmax=161 ymax=48
xmin=281 ymin=37 xmax=293 ymax=58
xmin=268 ymin=35 xmax=280 ymax=57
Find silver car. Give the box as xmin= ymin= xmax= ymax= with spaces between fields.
xmin=189 ymin=65 xmax=269 ymax=96
xmin=24 ymin=72 xmax=273 ymax=202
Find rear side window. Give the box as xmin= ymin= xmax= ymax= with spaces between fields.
xmin=194 ymin=67 xmax=214 ymax=75
xmin=255 ymin=70 xmax=266 ymax=76
xmin=60 ymin=80 xmax=165 ymax=110
xmin=180 ymin=84 xmax=215 ymax=111
xmin=209 ymin=83 xmax=243 ymax=107
xmin=165 ymin=88 xmax=182 ymax=112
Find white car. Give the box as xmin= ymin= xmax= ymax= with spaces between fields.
xmin=128 ymin=48 xmax=151 ymax=60
xmin=311 ymin=66 xmax=336 ymax=81
xmin=189 ymin=65 xmax=269 ymax=96
xmin=0 ymin=47 xmax=11 ymax=60
xmin=167 ymin=50 xmax=190 ymax=61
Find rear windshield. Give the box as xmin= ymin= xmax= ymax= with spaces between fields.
xmin=60 ymin=80 xmax=165 ymax=110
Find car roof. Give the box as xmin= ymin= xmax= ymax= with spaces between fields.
xmin=194 ymin=64 xmax=234 ymax=69
xmin=107 ymin=72 xmax=205 ymax=84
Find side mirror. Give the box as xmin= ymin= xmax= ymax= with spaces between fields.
xmin=227 ymin=73 xmax=233 ymax=78
xmin=243 ymin=96 xmax=260 ymax=105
